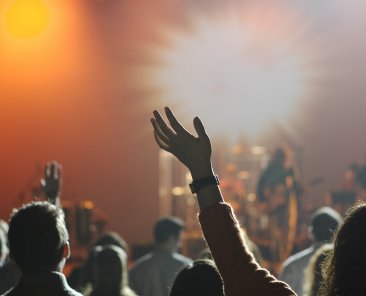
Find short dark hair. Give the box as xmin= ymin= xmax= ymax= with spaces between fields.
xmin=8 ymin=201 xmax=69 ymax=273
xmin=153 ymin=217 xmax=184 ymax=244
xmin=311 ymin=207 xmax=341 ymax=243
xmin=170 ymin=259 xmax=224 ymax=296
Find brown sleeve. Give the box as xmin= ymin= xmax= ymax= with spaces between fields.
xmin=199 ymin=202 xmax=295 ymax=296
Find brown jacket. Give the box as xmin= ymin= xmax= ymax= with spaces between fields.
xmin=199 ymin=202 xmax=296 ymax=296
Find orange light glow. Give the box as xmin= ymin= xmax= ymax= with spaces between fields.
xmin=0 ymin=1 xmax=91 ymax=95
xmin=5 ymin=0 xmax=50 ymax=38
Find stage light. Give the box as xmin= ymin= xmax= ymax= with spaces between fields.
xmin=142 ymin=5 xmax=319 ymax=140
xmin=5 ymin=0 xmax=50 ymax=38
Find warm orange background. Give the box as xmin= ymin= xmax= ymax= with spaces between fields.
xmin=2 ymin=0 xmax=366 ymax=248
xmin=0 ymin=0 xmax=166 ymax=245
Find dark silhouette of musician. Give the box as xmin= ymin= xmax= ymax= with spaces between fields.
xmin=256 ymin=146 xmax=302 ymax=263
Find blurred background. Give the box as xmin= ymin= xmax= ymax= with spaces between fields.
xmin=1 ymin=0 xmax=366 ymax=266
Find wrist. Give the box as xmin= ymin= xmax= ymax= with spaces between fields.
xmin=190 ymin=163 xmax=214 ymax=180
xmin=190 ymin=175 xmax=220 ymax=194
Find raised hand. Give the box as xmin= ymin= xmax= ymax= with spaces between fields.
xmin=40 ymin=161 xmax=62 ymax=206
xmin=151 ymin=107 xmax=213 ymax=180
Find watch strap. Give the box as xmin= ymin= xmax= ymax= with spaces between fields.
xmin=189 ymin=175 xmax=220 ymax=194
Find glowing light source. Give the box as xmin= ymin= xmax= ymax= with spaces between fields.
xmin=141 ymin=5 xmax=319 ymax=139
xmin=5 ymin=0 xmax=50 ymax=38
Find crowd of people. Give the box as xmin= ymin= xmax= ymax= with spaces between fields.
xmin=1 ymin=107 xmax=366 ymax=295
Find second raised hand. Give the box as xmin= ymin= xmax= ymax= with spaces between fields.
xmin=151 ymin=107 xmax=214 ymax=180
xmin=41 ymin=161 xmax=62 ymax=206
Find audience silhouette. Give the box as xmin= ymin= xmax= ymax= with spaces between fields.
xmin=1 ymin=108 xmax=365 ymax=296
xmin=68 ymin=232 xmax=129 ymax=292
xmin=170 ymin=259 xmax=224 ymax=296
xmin=3 ymin=201 xmax=81 ymax=296
xmin=88 ymin=245 xmax=136 ymax=296
xmin=280 ymin=207 xmax=341 ymax=295
xmin=129 ymin=216 xmax=192 ymax=296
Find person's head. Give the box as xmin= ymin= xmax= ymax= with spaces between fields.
xmin=78 ymin=231 xmax=129 ymax=289
xmin=309 ymin=207 xmax=341 ymax=243
xmin=154 ymin=217 xmax=184 ymax=252
xmin=272 ymin=147 xmax=286 ymax=165
xmin=91 ymin=245 xmax=135 ymax=296
xmin=93 ymin=231 xmax=129 ymax=254
xmin=170 ymin=259 xmax=224 ymax=296
xmin=7 ymin=201 xmax=69 ymax=273
xmin=321 ymin=202 xmax=366 ymax=296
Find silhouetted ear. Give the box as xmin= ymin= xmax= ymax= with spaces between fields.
xmin=63 ymin=242 xmax=71 ymax=259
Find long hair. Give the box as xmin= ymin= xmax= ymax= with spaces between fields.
xmin=90 ymin=245 xmax=136 ymax=296
xmin=321 ymin=202 xmax=366 ymax=295
xmin=303 ymin=244 xmax=333 ymax=296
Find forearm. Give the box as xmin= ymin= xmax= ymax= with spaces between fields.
xmin=199 ymin=203 xmax=295 ymax=296
xmin=193 ymin=164 xmax=294 ymax=296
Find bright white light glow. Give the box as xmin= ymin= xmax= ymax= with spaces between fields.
xmin=143 ymin=6 xmax=318 ymax=139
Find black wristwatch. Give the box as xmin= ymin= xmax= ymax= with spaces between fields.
xmin=189 ymin=175 xmax=220 ymax=194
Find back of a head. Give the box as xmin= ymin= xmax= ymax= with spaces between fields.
xmin=92 ymin=245 xmax=135 ymax=296
xmin=322 ymin=203 xmax=366 ymax=296
xmin=8 ymin=201 xmax=69 ymax=273
xmin=311 ymin=207 xmax=341 ymax=243
xmin=154 ymin=217 xmax=184 ymax=244
xmin=170 ymin=259 xmax=224 ymax=296
xmin=93 ymin=232 xmax=129 ymax=253
xmin=77 ymin=232 xmax=129 ymax=290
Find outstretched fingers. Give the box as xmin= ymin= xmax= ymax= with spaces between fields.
xmin=153 ymin=131 xmax=171 ymax=152
xmin=153 ymin=110 xmax=176 ymax=139
xmin=151 ymin=118 xmax=170 ymax=144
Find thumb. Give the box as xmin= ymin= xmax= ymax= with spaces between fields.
xmin=193 ymin=117 xmax=208 ymax=140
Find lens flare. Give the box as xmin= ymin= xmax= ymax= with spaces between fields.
xmin=140 ymin=5 xmax=321 ymax=140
